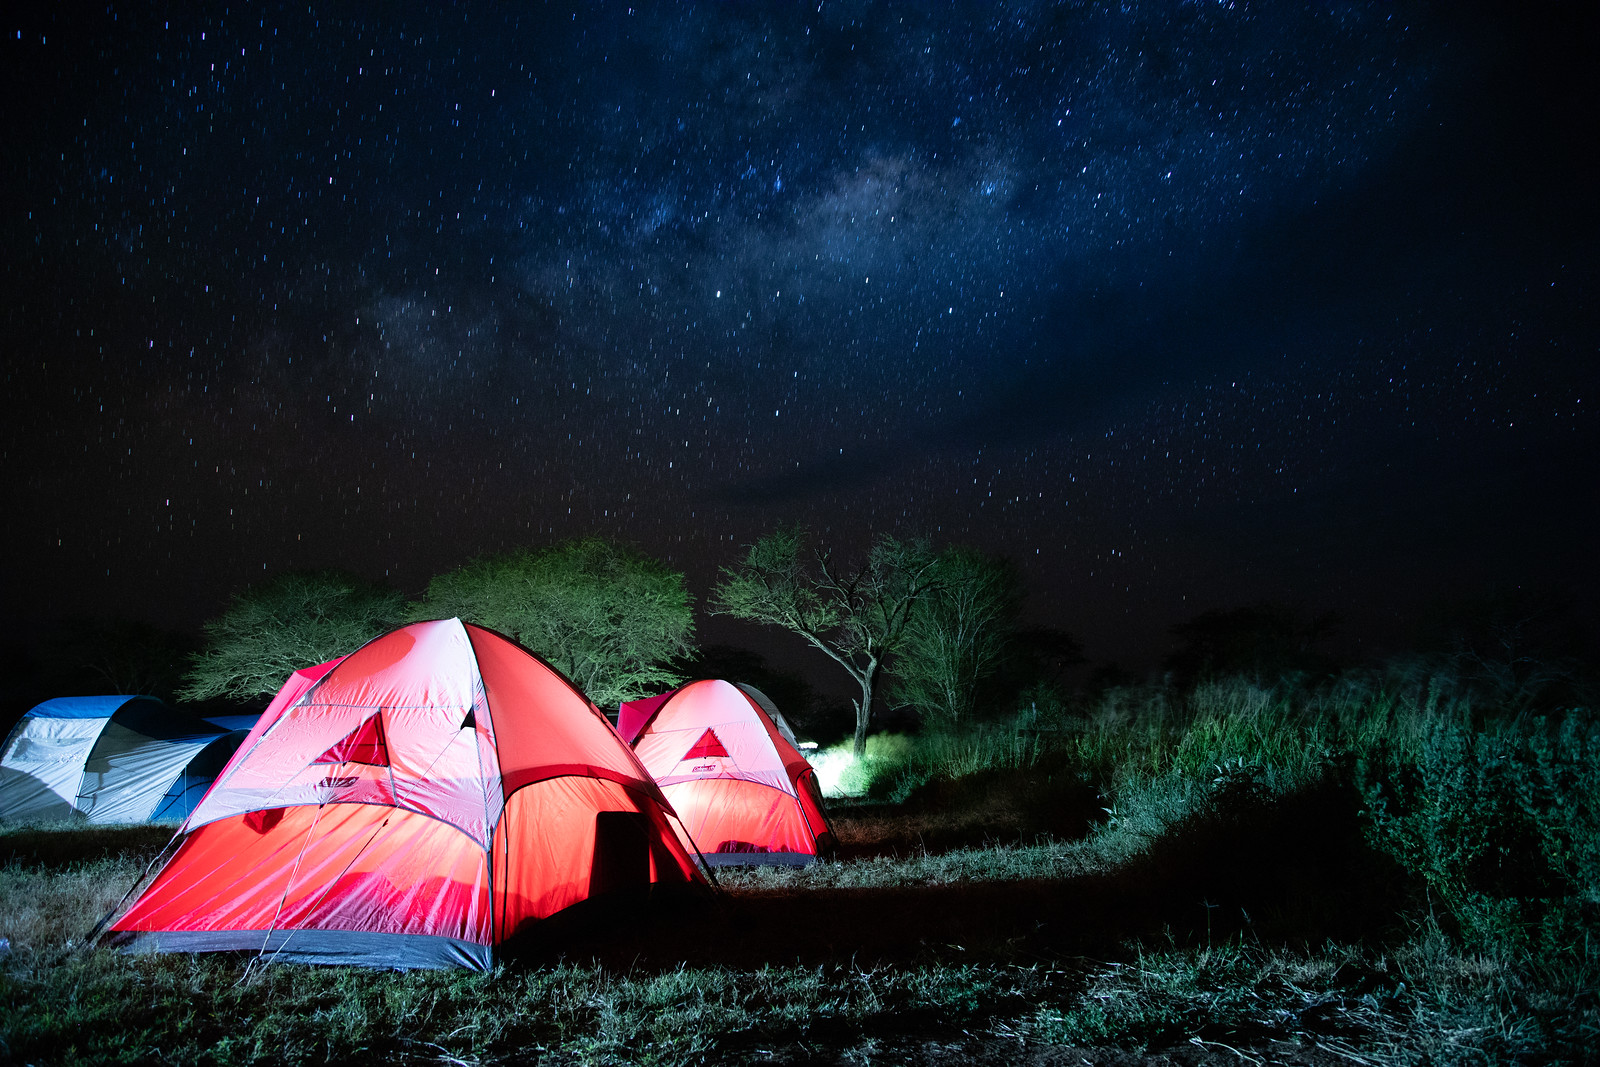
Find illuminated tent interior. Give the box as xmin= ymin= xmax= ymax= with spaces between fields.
xmin=105 ymin=619 xmax=705 ymax=970
xmin=620 ymin=680 xmax=836 ymax=866
xmin=0 ymin=696 xmax=244 ymax=825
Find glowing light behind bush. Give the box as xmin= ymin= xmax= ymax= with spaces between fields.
xmin=811 ymin=745 xmax=869 ymax=797
xmin=811 ymin=734 xmax=918 ymax=797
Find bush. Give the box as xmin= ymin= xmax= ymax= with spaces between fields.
xmin=1359 ymin=710 xmax=1600 ymax=962
xmin=410 ymin=539 xmax=695 ymax=707
xmin=180 ymin=571 xmax=404 ymax=702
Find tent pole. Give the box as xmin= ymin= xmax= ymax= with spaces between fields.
xmin=260 ymin=810 xmax=391 ymax=969
xmin=669 ymin=808 xmax=720 ymax=890
xmin=248 ymin=802 xmax=327 ymax=974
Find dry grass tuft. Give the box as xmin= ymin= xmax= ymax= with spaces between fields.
xmin=0 ymin=856 xmax=145 ymax=966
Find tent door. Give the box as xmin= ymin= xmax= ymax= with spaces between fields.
xmin=590 ymin=811 xmax=650 ymax=897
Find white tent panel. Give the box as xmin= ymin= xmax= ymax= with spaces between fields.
xmin=734 ymin=683 xmax=801 ymax=748
xmin=0 ymin=715 xmax=110 ymax=821
xmin=79 ymin=724 xmax=215 ymax=824
xmin=635 ymin=715 xmax=794 ymax=794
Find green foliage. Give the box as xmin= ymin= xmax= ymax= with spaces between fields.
xmin=881 ymin=730 xmax=1044 ymax=803
xmin=712 ymin=529 xmax=940 ymax=755
xmin=410 ymin=539 xmax=694 ymax=708
xmin=824 ymin=675 xmax=1409 ymax=817
xmin=1359 ymin=711 xmax=1600 ymax=961
xmin=806 ymin=733 xmax=920 ymax=798
xmin=178 ymin=572 xmax=403 ymax=702
xmin=710 ymin=528 xmax=830 ymax=636
xmin=889 ymin=547 xmax=1020 ymax=730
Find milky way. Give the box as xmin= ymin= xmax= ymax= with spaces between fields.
xmin=4 ymin=2 xmax=1595 ymax=665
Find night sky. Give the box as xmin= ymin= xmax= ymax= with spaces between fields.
xmin=4 ymin=1 xmax=1596 ymax=672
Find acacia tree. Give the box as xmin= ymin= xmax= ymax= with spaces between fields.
xmin=712 ymin=529 xmax=940 ymax=756
xmin=409 ymin=538 xmax=694 ymax=708
xmin=179 ymin=571 xmax=404 ymax=702
xmin=890 ymin=547 xmax=1020 ymax=730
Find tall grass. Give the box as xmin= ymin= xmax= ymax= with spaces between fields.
xmin=1070 ymin=672 xmax=1448 ymax=788
xmin=829 ymin=673 xmax=1450 ymax=800
xmin=802 ymin=670 xmax=1597 ymax=964
xmin=813 ymin=672 xmax=1451 ymax=811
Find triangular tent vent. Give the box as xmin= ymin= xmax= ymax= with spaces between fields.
xmin=683 ymin=728 xmax=728 ymax=760
xmin=314 ymin=714 xmax=389 ymax=767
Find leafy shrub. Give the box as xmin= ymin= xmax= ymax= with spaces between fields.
xmin=180 ymin=571 xmax=404 ymax=702
xmin=1359 ymin=710 xmax=1600 ymax=961
xmin=809 ymin=734 xmax=919 ymax=797
xmin=410 ymin=539 xmax=695 ymax=707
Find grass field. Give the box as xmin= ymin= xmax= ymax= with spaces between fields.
xmin=3 ymin=672 xmax=1596 ymax=1064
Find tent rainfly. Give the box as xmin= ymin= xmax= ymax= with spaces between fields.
xmin=262 ymin=656 xmax=344 ymax=724
xmin=619 ymin=680 xmax=836 ymax=866
xmin=202 ymin=656 xmax=347 ymax=737
xmin=0 ymin=697 xmax=243 ymax=825
xmin=105 ymin=619 xmax=706 ymax=971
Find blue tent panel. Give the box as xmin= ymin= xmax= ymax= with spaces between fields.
xmin=201 ymin=714 xmax=261 ymax=732
xmin=149 ymin=731 xmax=248 ymax=823
xmin=3 ymin=696 xmax=231 ymax=824
xmin=24 ymin=696 xmax=144 ymax=720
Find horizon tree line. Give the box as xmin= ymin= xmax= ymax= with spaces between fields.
xmin=36 ymin=537 xmax=1586 ymax=753
xmin=175 ymin=531 xmax=1026 ymax=756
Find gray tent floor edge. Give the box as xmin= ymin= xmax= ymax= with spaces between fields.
xmin=701 ymin=850 xmax=815 ymax=868
xmin=106 ymin=928 xmax=491 ymax=971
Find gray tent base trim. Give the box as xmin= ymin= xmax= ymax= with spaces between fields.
xmin=701 ymin=850 xmax=815 ymax=868
xmin=107 ymin=927 xmax=491 ymax=971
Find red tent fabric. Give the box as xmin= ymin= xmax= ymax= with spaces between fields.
xmin=615 ymin=691 xmax=672 ymax=744
xmin=106 ymin=620 xmax=704 ymax=970
xmin=261 ymin=657 xmax=344 ymax=728
xmin=629 ymin=680 xmax=835 ymax=867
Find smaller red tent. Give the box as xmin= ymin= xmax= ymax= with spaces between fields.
xmin=622 ymin=680 xmax=835 ymax=866
xmin=106 ymin=620 xmax=704 ymax=970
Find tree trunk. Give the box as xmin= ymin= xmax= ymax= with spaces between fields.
xmin=853 ymin=659 xmax=877 ymax=758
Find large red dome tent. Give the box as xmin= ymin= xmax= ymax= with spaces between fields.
xmin=620 ymin=680 xmax=835 ymax=867
xmin=104 ymin=619 xmax=706 ymax=970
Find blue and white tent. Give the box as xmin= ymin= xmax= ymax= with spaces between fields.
xmin=0 ymin=696 xmax=246 ymax=824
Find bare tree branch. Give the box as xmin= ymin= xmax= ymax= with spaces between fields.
xmin=712 ymin=529 xmax=938 ymax=755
